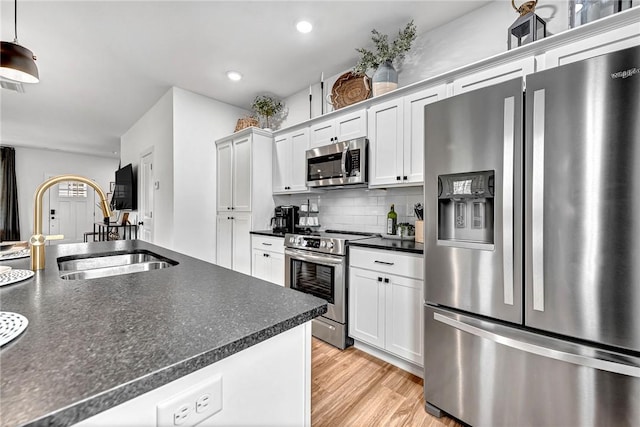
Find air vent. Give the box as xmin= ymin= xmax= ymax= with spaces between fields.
xmin=0 ymin=79 xmax=25 ymax=93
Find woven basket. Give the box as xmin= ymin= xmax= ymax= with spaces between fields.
xmin=234 ymin=117 xmax=259 ymax=132
xmin=328 ymin=72 xmax=371 ymax=110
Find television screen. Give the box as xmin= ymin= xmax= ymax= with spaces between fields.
xmin=112 ymin=163 xmax=137 ymax=210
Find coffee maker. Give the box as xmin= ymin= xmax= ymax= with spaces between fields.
xmin=271 ymin=205 xmax=299 ymax=234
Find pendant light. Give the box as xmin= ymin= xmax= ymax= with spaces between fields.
xmin=0 ymin=0 xmax=39 ymax=83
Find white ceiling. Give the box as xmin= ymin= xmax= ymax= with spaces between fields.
xmin=1 ymin=0 xmax=492 ymax=158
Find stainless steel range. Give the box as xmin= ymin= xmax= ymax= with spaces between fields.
xmin=284 ymin=230 xmax=374 ymax=349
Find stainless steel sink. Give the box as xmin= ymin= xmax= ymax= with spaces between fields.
xmin=57 ymin=250 xmax=178 ymax=280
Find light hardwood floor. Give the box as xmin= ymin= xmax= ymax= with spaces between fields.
xmin=311 ymin=338 xmax=463 ymax=427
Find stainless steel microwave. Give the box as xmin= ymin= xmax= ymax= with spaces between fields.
xmin=306 ymin=137 xmax=368 ymax=188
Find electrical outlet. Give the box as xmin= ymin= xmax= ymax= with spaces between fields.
xmin=157 ymin=375 xmax=223 ymax=427
xmin=174 ymin=404 xmax=191 ymax=425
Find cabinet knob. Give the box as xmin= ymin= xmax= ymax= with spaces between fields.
xmin=378 ymin=277 xmax=383 ymax=282
xmin=384 ymin=278 xmax=390 ymax=283
xmin=403 ymin=176 xmax=408 ymax=180
xmin=396 ymin=176 xmax=401 ymax=181
xmin=227 ymin=207 xmax=231 ymax=210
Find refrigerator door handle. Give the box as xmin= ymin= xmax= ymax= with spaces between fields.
xmin=502 ymin=96 xmax=515 ymax=306
xmin=531 ymin=89 xmax=546 ymax=312
xmin=434 ymin=312 xmax=640 ymax=378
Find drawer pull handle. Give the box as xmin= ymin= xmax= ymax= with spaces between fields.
xmin=374 ymin=260 xmax=395 ymax=266
xmin=262 ymin=243 xmax=273 ymax=246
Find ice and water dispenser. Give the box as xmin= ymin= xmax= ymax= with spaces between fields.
xmin=437 ymin=170 xmax=495 ymax=248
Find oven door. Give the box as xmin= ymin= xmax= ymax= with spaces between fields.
xmin=284 ymin=248 xmax=345 ymax=323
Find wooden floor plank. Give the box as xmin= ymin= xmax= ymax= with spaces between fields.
xmin=311 ymin=338 xmax=463 ymax=427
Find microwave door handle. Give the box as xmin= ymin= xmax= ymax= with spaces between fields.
xmin=341 ymin=146 xmax=349 ymax=176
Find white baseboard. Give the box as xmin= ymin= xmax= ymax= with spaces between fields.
xmin=352 ymin=340 xmax=423 ymax=378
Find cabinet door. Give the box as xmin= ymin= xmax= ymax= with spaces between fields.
xmin=216 ymin=214 xmax=233 ymax=269
xmin=385 ymin=274 xmax=424 ymax=365
xmin=273 ymin=134 xmax=291 ymax=193
xmin=348 ymin=267 xmax=385 ymax=349
xmin=289 ymin=128 xmax=309 ymax=192
xmin=543 ymin=22 xmax=640 ymax=69
xmin=309 ymin=120 xmax=335 ymax=149
xmin=252 ymin=249 xmax=271 ymax=282
xmin=216 ymin=140 xmax=233 ymax=211
xmin=232 ymin=135 xmax=252 ymax=212
xmin=335 ymin=109 xmax=367 ymax=141
xmin=269 ymin=251 xmax=285 ymax=286
xmin=403 ymin=85 xmax=446 ymax=184
xmin=368 ymin=99 xmax=403 ymax=187
xmin=451 ymin=57 xmax=534 ymax=95
xmin=232 ymin=213 xmax=252 ymax=275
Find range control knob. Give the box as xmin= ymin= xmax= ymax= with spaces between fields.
xmin=326 ymin=241 xmax=334 ymax=249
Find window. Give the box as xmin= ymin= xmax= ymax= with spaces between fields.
xmin=58 ymin=182 xmax=88 ymax=198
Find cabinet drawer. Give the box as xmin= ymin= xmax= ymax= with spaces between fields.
xmin=251 ymin=235 xmax=285 ymax=255
xmin=349 ymin=247 xmax=423 ymax=280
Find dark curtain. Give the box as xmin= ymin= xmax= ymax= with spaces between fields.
xmin=0 ymin=146 xmax=20 ymax=241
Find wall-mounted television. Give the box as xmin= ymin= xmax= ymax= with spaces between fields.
xmin=112 ymin=163 xmax=137 ymax=210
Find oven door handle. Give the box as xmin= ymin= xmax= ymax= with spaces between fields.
xmin=285 ymin=248 xmax=344 ymax=266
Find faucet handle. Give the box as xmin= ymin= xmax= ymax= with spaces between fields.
xmin=29 ymin=234 xmax=64 ymax=246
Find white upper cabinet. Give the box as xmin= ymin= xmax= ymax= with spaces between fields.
xmin=403 ymin=85 xmax=446 ymax=184
xmin=542 ymin=19 xmax=640 ymax=68
xmin=232 ymin=135 xmax=252 ymax=212
xmin=368 ymin=84 xmax=445 ymax=187
xmin=368 ymin=98 xmax=404 ymax=186
xmin=309 ymin=108 xmax=367 ymax=149
xmin=216 ymin=140 xmax=234 ymax=211
xmin=451 ymin=57 xmax=534 ymax=95
xmin=273 ymin=127 xmax=309 ymax=194
xmin=216 ymin=135 xmax=251 ymax=212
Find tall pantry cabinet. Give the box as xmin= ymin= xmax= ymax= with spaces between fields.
xmin=215 ymin=127 xmax=274 ymax=274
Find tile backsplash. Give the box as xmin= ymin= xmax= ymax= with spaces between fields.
xmin=274 ymin=186 xmax=424 ymax=234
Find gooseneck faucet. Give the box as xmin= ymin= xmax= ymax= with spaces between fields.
xmin=30 ymin=174 xmax=112 ymax=271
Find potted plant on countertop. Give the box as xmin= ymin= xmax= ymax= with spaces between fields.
xmin=251 ymin=95 xmax=284 ymax=131
xmin=353 ymin=20 xmax=417 ymax=97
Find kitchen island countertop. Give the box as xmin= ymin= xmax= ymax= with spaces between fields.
xmin=0 ymin=240 xmax=326 ymax=426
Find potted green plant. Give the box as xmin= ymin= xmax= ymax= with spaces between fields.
xmin=353 ymin=20 xmax=417 ymax=96
xmin=251 ymin=95 xmax=284 ymax=131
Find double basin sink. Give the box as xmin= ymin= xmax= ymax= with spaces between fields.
xmin=57 ymin=250 xmax=178 ymax=280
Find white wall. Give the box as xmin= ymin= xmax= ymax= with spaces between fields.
xmin=12 ymin=146 xmax=119 ymax=241
xmin=172 ymin=87 xmax=250 ymax=263
xmin=281 ymin=0 xmax=570 ymax=129
xmin=274 ymin=187 xmax=423 ymax=235
xmin=120 ymin=89 xmax=174 ymax=249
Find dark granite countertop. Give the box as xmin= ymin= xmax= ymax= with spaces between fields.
xmin=249 ymin=230 xmax=286 ymax=238
xmin=349 ymin=237 xmax=424 ymax=254
xmin=0 ymin=240 xmax=326 ymax=427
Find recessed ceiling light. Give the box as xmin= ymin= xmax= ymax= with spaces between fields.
xmin=226 ymin=71 xmax=242 ymax=81
xmin=296 ymin=20 xmax=313 ymax=34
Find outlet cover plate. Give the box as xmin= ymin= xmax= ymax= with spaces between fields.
xmin=157 ymin=374 xmax=222 ymax=427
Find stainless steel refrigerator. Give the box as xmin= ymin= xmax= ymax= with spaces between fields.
xmin=423 ymin=45 xmax=640 ymax=427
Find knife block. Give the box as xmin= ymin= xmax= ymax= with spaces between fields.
xmin=415 ymin=220 xmax=424 ymax=243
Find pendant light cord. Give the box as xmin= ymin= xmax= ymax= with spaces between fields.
xmin=14 ymin=0 xmax=18 ymax=42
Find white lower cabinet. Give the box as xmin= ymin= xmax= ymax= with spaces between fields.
xmin=349 ymin=247 xmax=423 ymax=366
xmin=216 ymin=213 xmax=251 ymax=275
xmin=251 ymin=235 xmax=285 ymax=286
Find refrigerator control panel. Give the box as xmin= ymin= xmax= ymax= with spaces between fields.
xmin=438 ymin=170 xmax=495 ymax=199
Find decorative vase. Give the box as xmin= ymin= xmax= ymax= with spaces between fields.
xmin=372 ymin=60 xmax=398 ymax=96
